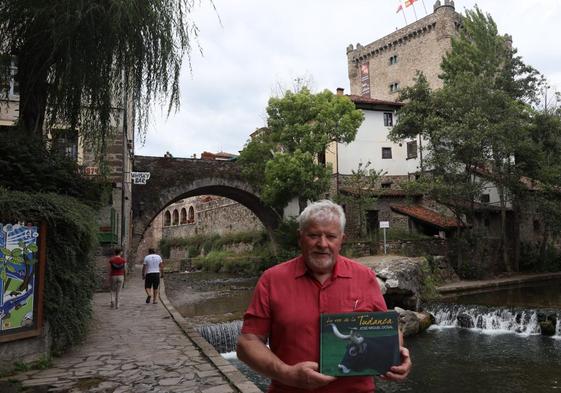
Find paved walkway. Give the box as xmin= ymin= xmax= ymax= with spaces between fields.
xmin=5 ymin=269 xmax=261 ymax=393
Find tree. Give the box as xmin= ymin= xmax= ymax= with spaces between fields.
xmin=335 ymin=161 xmax=383 ymax=239
xmin=390 ymin=6 xmax=540 ymax=272
xmin=0 ymin=0 xmax=206 ymax=153
xmin=238 ymin=87 xmax=364 ymax=211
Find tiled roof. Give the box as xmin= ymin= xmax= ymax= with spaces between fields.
xmin=339 ymin=187 xmax=422 ymax=197
xmin=347 ymin=95 xmax=404 ymax=108
xmin=390 ymin=204 xmax=464 ymax=229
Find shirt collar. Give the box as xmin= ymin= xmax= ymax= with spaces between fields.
xmin=294 ymin=255 xmax=353 ymax=279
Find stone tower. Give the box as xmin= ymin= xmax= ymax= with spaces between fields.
xmin=347 ymin=0 xmax=461 ymax=100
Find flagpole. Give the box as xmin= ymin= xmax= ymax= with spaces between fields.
xmin=411 ymin=3 xmax=418 ymax=20
xmin=421 ymin=0 xmax=428 ymax=14
xmin=402 ymin=11 xmax=408 ymax=25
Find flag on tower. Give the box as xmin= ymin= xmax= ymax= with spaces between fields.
xmin=396 ymin=3 xmax=403 ymax=13
xmin=405 ymin=0 xmax=417 ymax=7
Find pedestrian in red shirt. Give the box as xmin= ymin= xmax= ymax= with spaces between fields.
xmin=237 ymin=200 xmax=411 ymax=392
xmin=108 ymin=248 xmax=126 ymax=309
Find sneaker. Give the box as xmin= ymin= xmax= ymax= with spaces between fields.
xmin=146 ymin=296 xmax=151 ymax=304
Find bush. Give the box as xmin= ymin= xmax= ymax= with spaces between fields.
xmin=520 ymin=242 xmax=561 ymax=272
xmin=419 ymin=256 xmax=441 ymax=301
xmin=0 ymin=189 xmax=98 ymax=355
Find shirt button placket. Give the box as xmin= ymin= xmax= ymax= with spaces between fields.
xmin=319 ymin=289 xmax=327 ymax=314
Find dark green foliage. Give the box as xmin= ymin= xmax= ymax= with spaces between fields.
xmin=159 ymin=230 xmax=267 ymax=259
xmin=0 ymin=189 xmax=98 ymax=355
xmin=0 ymin=129 xmax=111 ymax=207
xmin=238 ymin=87 xmax=364 ymax=210
xmin=0 ymin=0 xmax=205 ymax=154
xmin=519 ymin=242 xmax=561 ymax=272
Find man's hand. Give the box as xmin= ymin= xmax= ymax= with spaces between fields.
xmin=237 ymin=334 xmax=335 ymax=390
xmin=381 ymin=346 xmax=411 ymax=382
xmin=282 ymin=361 xmax=336 ymax=390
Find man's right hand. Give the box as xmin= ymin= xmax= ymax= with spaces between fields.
xmin=281 ymin=361 xmax=336 ymax=390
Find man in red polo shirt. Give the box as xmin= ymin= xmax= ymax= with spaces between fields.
xmin=237 ymin=200 xmax=411 ymax=392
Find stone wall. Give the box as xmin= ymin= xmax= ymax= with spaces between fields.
xmin=0 ymin=323 xmax=51 ymax=373
xmin=135 ymin=213 xmax=163 ymax=265
xmin=161 ymin=197 xmax=264 ymax=239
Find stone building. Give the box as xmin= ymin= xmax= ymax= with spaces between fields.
xmin=160 ymin=195 xmax=264 ymax=240
xmin=338 ymin=0 xmax=523 ymax=244
xmin=347 ymin=0 xmax=461 ymax=100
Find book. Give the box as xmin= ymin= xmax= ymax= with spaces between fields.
xmin=319 ymin=311 xmax=400 ymax=377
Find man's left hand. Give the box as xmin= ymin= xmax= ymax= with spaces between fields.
xmin=381 ymin=346 xmax=411 ymax=382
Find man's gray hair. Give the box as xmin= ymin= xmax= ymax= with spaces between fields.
xmin=297 ymin=200 xmax=346 ymax=232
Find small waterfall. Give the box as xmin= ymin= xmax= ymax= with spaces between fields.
xmin=555 ymin=313 xmax=561 ymax=339
xmin=427 ymin=304 xmax=553 ymax=335
xmin=197 ymin=320 xmax=243 ymax=353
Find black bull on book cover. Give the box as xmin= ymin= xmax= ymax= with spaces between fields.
xmin=320 ymin=312 xmax=400 ymax=376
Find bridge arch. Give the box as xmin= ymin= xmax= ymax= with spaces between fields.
xmin=131 ymin=156 xmax=281 ymax=262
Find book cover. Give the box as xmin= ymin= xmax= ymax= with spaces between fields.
xmin=319 ymin=311 xmax=400 ymax=377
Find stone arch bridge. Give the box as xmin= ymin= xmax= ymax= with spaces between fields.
xmin=131 ymin=155 xmax=281 ymax=261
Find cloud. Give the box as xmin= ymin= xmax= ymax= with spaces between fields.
xmin=136 ymin=0 xmax=561 ymax=157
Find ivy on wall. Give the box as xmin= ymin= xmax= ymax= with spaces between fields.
xmin=0 ymin=188 xmax=98 ymax=355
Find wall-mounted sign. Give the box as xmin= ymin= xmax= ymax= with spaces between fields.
xmin=0 ymin=223 xmax=46 ymax=342
xmin=82 ymin=166 xmax=99 ymax=176
xmin=360 ymin=62 xmax=370 ymax=97
xmin=131 ymin=172 xmax=151 ymax=185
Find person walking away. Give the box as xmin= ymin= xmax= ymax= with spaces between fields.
xmin=108 ymin=248 xmax=126 ymax=309
xmin=142 ymin=248 xmax=163 ymax=304
xmin=237 ymin=200 xmax=411 ymax=392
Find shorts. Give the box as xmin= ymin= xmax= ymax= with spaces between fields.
xmin=145 ymin=272 xmax=160 ymax=289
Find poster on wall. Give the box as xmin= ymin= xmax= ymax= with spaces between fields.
xmin=0 ymin=222 xmax=46 ymax=341
xmin=360 ymin=62 xmax=371 ymax=97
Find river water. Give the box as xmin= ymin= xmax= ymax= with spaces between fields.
xmin=166 ymin=273 xmax=561 ymax=392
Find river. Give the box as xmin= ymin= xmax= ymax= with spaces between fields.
xmin=165 ymin=273 xmax=561 ymax=392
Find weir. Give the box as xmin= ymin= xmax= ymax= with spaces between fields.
xmin=197 ymin=320 xmax=243 ymax=353
xmin=427 ymin=303 xmax=561 ymax=337
xmin=198 ymin=305 xmax=561 ymax=355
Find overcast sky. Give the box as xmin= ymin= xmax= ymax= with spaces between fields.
xmin=136 ymin=0 xmax=561 ymax=158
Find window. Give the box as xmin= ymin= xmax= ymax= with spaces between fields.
xmin=180 ymin=208 xmax=187 ymax=224
xmin=407 ymin=140 xmax=418 ymax=159
xmin=188 ymin=206 xmax=195 ymax=223
xmin=382 ymin=147 xmax=392 ymax=159
xmin=389 ymin=55 xmax=398 ymax=65
xmin=164 ymin=211 xmax=171 ymax=226
xmin=172 ymin=209 xmax=179 ymax=225
xmin=383 ymin=112 xmax=393 ymax=127
xmin=0 ymin=56 xmax=18 ymax=99
xmin=480 ymin=194 xmax=490 ymax=204
xmin=389 ymin=82 xmax=400 ymax=93
xmin=52 ymin=129 xmax=78 ymax=161
xmin=381 ymin=182 xmax=392 ymax=189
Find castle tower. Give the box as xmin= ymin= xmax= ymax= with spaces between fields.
xmin=347 ymin=0 xmax=461 ymax=100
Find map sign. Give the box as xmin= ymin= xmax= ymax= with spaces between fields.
xmin=0 ymin=223 xmax=41 ymax=336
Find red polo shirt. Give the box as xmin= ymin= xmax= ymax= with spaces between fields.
xmin=241 ymin=255 xmax=387 ymax=393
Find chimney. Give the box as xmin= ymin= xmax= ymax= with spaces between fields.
xmin=336 ymin=87 xmax=345 ymax=96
